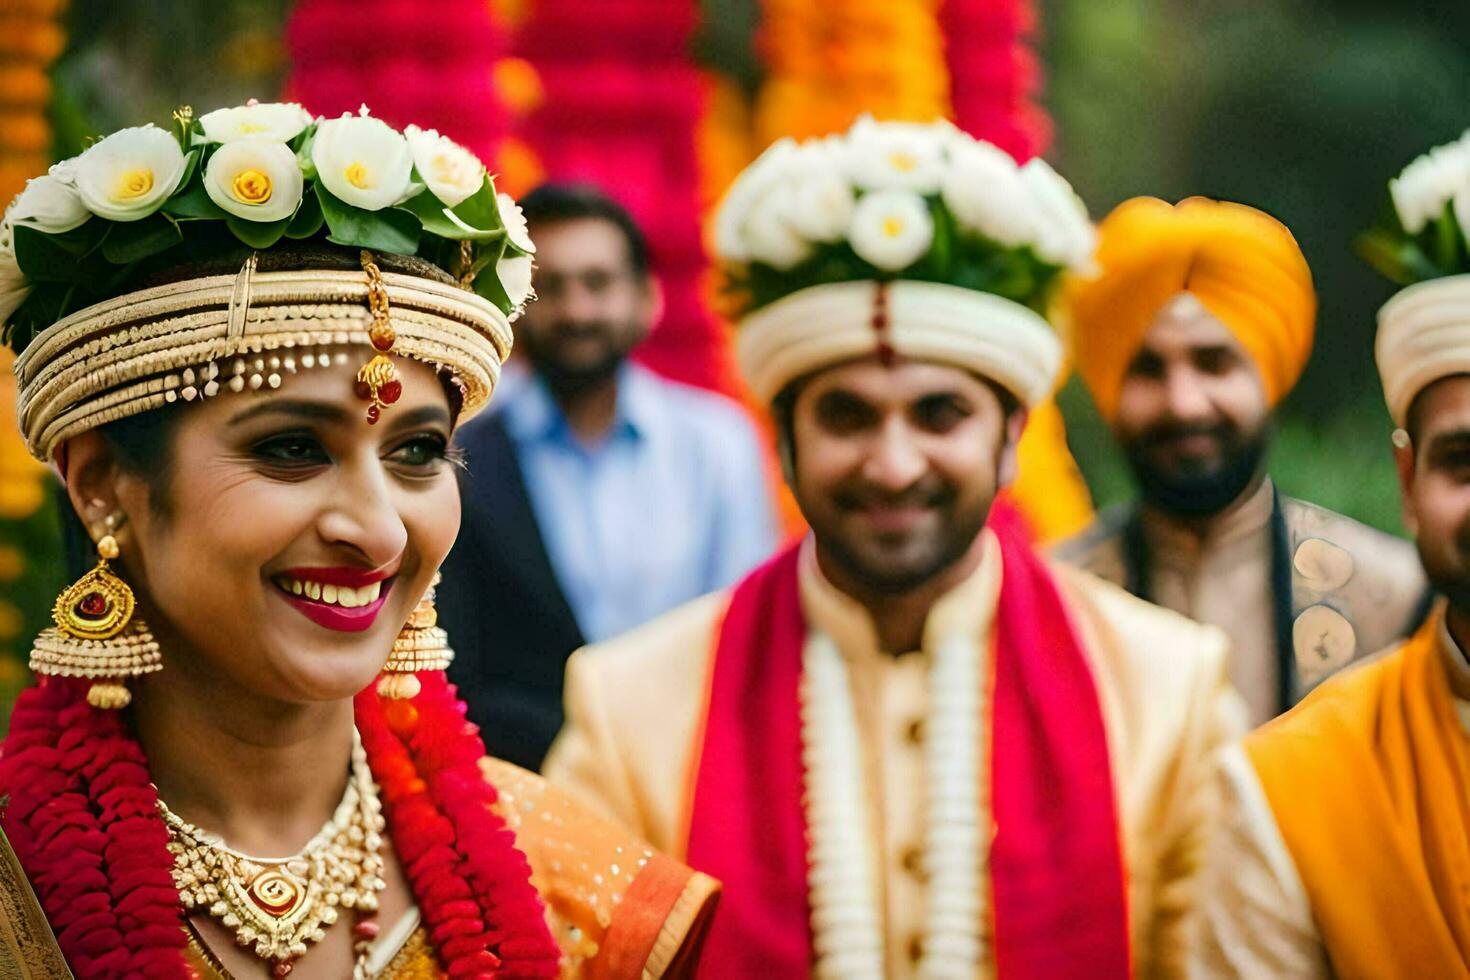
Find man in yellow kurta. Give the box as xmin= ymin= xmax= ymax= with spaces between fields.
xmin=1195 ymin=137 xmax=1470 ymax=976
xmin=1058 ymin=197 xmax=1428 ymax=725
xmin=544 ymin=118 xmax=1240 ymax=977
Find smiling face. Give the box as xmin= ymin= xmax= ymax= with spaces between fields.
xmin=516 ymin=217 xmax=657 ymax=390
xmin=70 ymin=354 xmax=461 ymax=705
xmin=1113 ymin=293 xmax=1273 ymax=517
xmin=786 ymin=357 xmax=1023 ymax=596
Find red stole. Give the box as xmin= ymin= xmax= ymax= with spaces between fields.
xmin=684 ymin=512 xmax=1132 ymax=977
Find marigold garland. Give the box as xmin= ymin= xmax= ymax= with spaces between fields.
xmin=284 ymin=0 xmax=512 ymax=172
xmin=0 ymin=0 xmax=66 ymax=714
xmin=0 ymin=671 xmax=561 ymax=977
xmin=753 ymin=0 xmax=951 ymax=146
xmin=940 ymin=0 xmax=1051 ymax=161
xmin=512 ymin=0 xmax=737 ymax=394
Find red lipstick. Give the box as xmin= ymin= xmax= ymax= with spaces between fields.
xmin=273 ymin=568 xmax=396 ymax=633
xmin=277 ymin=566 xmax=395 ymax=587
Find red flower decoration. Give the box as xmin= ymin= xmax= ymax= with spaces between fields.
xmin=0 ymin=671 xmax=560 ymax=978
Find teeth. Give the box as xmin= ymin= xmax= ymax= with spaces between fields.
xmin=279 ymin=577 xmax=385 ymax=608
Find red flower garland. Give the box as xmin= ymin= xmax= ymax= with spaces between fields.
xmin=355 ymin=672 xmax=560 ymax=977
xmin=284 ymin=0 xmax=511 ymax=171
xmin=512 ymin=0 xmax=738 ymax=396
xmin=940 ymin=0 xmax=1050 ymax=160
xmin=0 ymin=672 xmax=560 ymax=978
xmin=0 ymin=678 xmax=190 ymax=978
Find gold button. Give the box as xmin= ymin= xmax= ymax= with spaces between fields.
xmin=905 ymin=718 xmax=925 ymax=745
xmin=900 ymin=846 xmax=925 ymax=879
xmin=907 ymin=933 xmax=924 ymax=963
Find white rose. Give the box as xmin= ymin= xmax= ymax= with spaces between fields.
xmin=404 ymin=125 xmax=485 ymax=208
xmin=311 ymin=113 xmax=414 ymax=211
xmin=1391 ymin=134 xmax=1470 ymax=234
xmin=0 ymin=223 xmax=29 ymax=325
xmin=497 ymin=192 xmax=535 ymax=253
xmin=71 ymin=124 xmax=187 ymax=222
xmin=7 ymin=173 xmax=90 ymax=234
xmin=743 ymin=183 xmax=813 ymax=270
xmin=848 ymin=188 xmax=934 ymax=271
xmin=714 ymin=137 xmax=801 ymax=262
xmin=198 ymin=102 xmax=314 ymax=144
xmin=1021 ymin=158 xmax=1095 ymax=271
xmin=941 ymin=141 xmax=1034 ymax=248
xmin=844 ymin=116 xmax=947 ymax=193
xmin=497 ymin=253 xmax=534 ymax=311
xmin=786 ymin=152 xmax=854 ymax=243
xmin=204 ymin=139 xmax=303 ymax=222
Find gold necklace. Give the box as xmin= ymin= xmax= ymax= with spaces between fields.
xmin=159 ymin=730 xmax=387 ymax=979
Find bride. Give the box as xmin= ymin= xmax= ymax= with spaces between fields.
xmin=0 ymin=101 xmax=716 ymax=978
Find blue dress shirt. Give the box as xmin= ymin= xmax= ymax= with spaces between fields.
xmin=495 ymin=363 xmax=780 ymax=644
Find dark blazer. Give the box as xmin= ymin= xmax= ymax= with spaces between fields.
xmin=438 ymin=412 xmax=585 ymax=771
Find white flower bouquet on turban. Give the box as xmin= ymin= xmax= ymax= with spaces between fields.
xmin=714 ymin=115 xmax=1094 ymax=319
xmin=1358 ymin=129 xmax=1470 ymax=286
xmin=1362 ymin=130 xmax=1470 ymax=426
xmin=0 ymin=102 xmax=535 ymax=352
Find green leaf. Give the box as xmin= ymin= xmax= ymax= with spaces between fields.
xmin=226 ymin=215 xmax=290 ymax=250
xmin=317 ymin=183 xmax=422 ymax=254
xmin=100 ymin=213 xmax=184 ymax=264
xmin=285 ymin=190 xmax=325 ymax=239
xmin=3 ymin=287 xmax=69 ymax=352
xmin=471 ymin=239 xmax=515 ymax=315
xmin=13 ymin=226 xmax=87 ymax=282
xmin=402 ymin=190 xmax=507 ymax=242
xmin=296 ymin=127 xmax=318 ymax=179
xmin=1354 ymin=229 xmax=1442 ymax=286
xmin=1432 ymin=201 xmax=1461 ymax=272
xmin=163 ymin=176 xmax=230 ymax=220
xmin=449 ymin=178 xmax=505 ymax=235
xmin=174 ymin=148 xmax=201 ymax=196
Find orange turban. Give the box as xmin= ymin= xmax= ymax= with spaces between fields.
xmin=1065 ymin=196 xmax=1315 ymax=420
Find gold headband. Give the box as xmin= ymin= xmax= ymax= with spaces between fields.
xmin=14 ymin=255 xmax=512 ymax=461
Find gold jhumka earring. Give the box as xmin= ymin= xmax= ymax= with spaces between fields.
xmin=31 ymin=515 xmax=162 ymax=709
xmin=378 ymin=573 xmax=453 ymax=700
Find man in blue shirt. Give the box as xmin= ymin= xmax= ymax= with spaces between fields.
xmin=439 ymin=183 xmax=780 ymax=769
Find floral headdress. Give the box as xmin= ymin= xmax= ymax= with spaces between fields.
xmin=3 ymin=101 xmax=535 ymax=458
xmin=1357 ymin=128 xmax=1470 ymax=286
xmin=714 ymin=116 xmax=1094 ymax=407
xmin=1358 ymin=130 xmax=1470 ymax=426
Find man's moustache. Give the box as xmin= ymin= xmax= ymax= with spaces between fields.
xmin=1135 ymin=421 xmax=1236 ymax=450
xmin=834 ymin=483 xmax=952 ymax=510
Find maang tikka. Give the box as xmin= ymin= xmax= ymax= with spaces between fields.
xmin=31 ymin=514 xmax=162 ymax=708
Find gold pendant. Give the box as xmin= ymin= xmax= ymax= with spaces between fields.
xmin=161 ymin=732 xmax=386 ymax=973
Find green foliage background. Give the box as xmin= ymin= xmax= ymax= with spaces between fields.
xmin=1042 ymin=0 xmax=1470 ymax=532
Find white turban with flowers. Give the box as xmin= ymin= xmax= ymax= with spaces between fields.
xmin=714 ymin=117 xmax=1094 ymax=407
xmin=1364 ymin=131 xmax=1470 ymax=426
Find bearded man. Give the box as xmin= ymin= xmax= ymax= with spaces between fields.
xmin=1057 ymin=196 xmax=1429 ymax=724
xmin=1197 ymin=137 xmax=1470 ymax=975
xmin=544 ymin=120 xmax=1239 ymax=977
xmin=438 ymin=183 xmax=777 ymax=769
